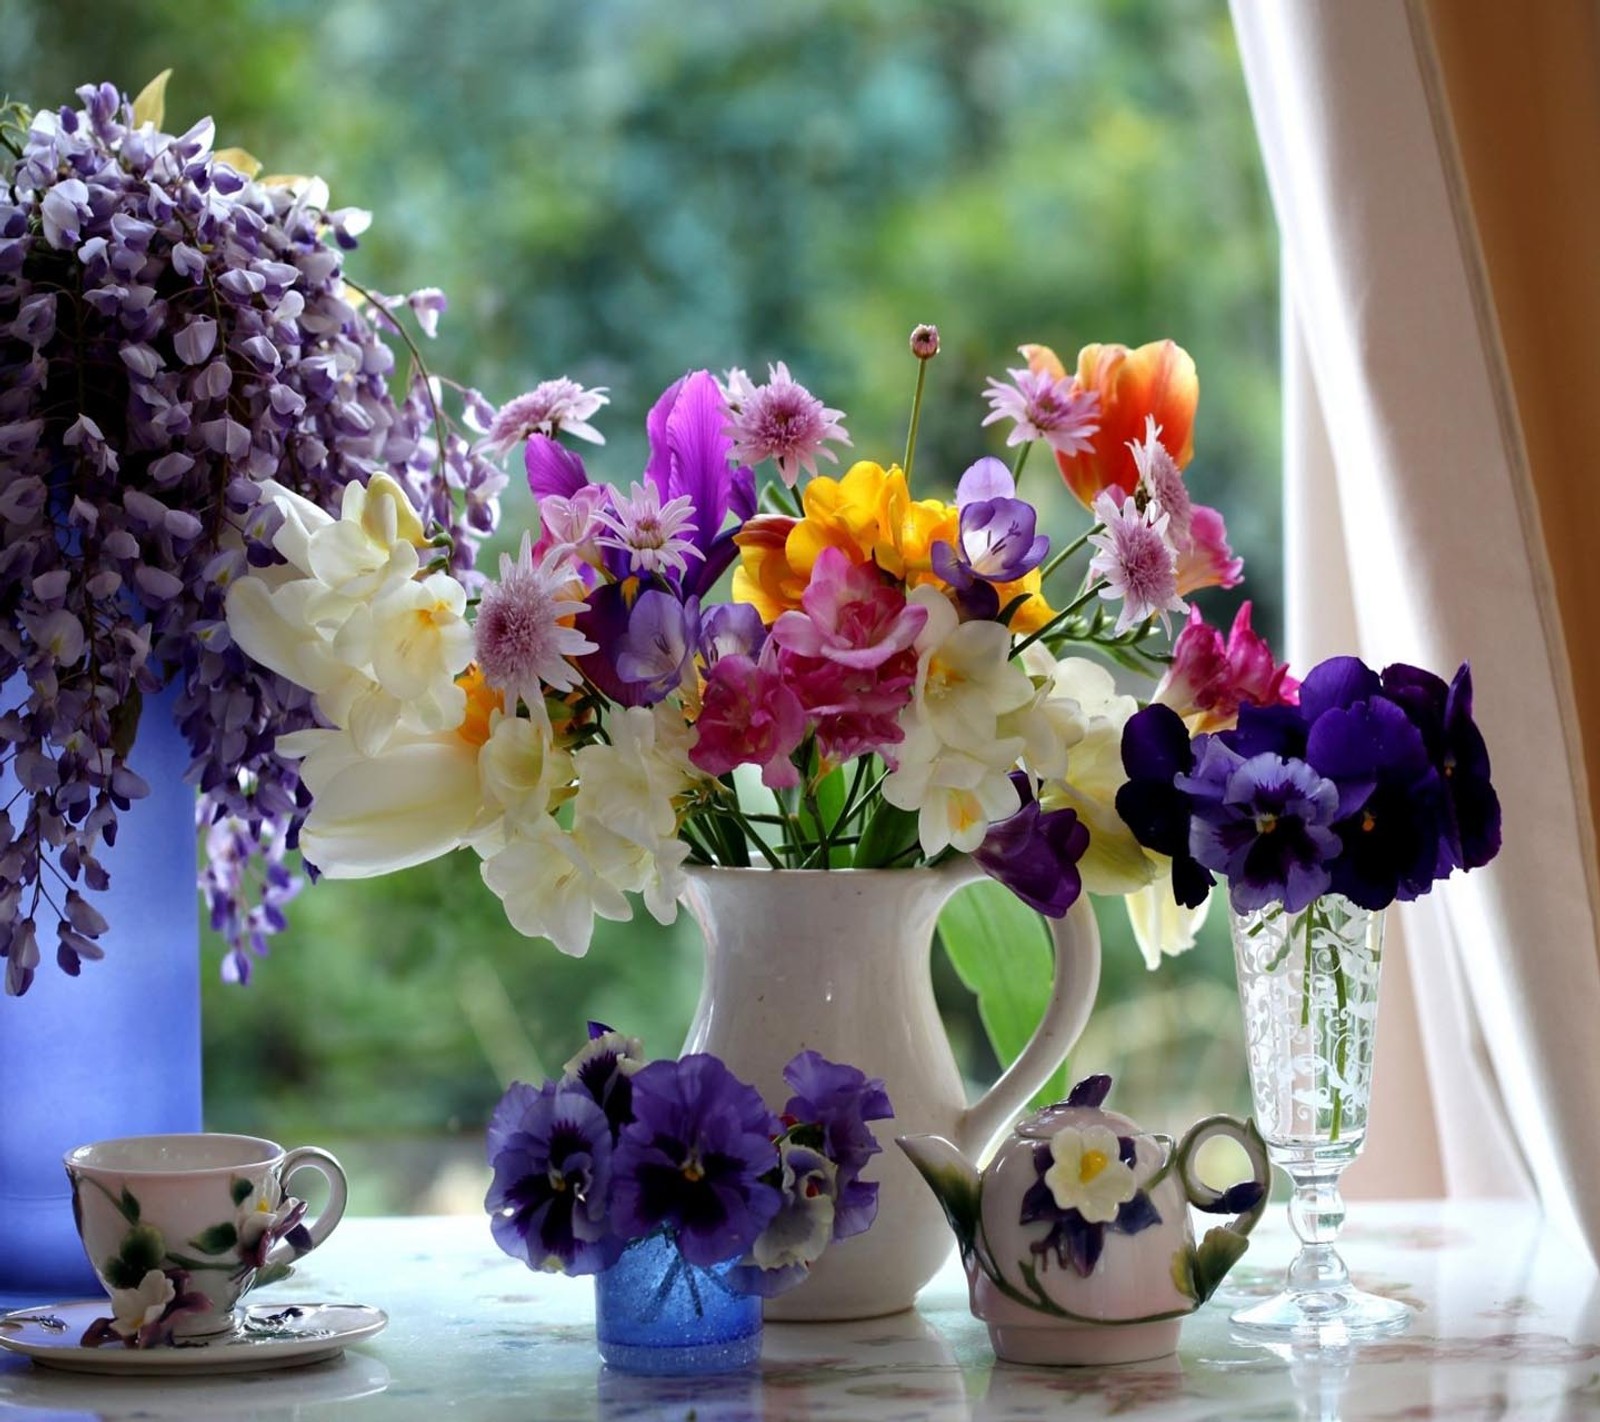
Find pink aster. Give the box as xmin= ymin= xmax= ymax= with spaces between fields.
xmin=981 ymin=358 xmax=1100 ymax=455
xmin=474 ymin=532 xmax=597 ymax=708
xmin=1086 ymin=490 xmax=1187 ymax=635
xmin=1154 ymin=602 xmax=1299 ymax=733
xmin=723 ymin=362 xmax=851 ymax=488
xmin=594 ymin=481 xmax=703 ymax=580
xmin=1175 ymin=504 xmax=1244 ymax=596
xmin=480 ymin=378 xmax=609 ymax=458
xmin=689 ymin=653 xmax=806 ymax=789
xmin=1128 ymin=416 xmax=1192 ymax=550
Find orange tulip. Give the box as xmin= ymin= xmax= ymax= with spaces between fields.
xmin=1045 ymin=340 xmax=1199 ymax=511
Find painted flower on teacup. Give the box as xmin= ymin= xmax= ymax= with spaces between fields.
xmin=80 ymin=1267 xmax=211 ymax=1349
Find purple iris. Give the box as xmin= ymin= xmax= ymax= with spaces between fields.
xmin=485 ymin=1081 xmax=622 ymax=1275
xmin=931 ymin=458 xmax=1049 ymax=620
xmin=1304 ymin=695 xmax=1449 ymax=909
xmin=781 ymin=1050 xmax=893 ymax=1241
xmin=1115 ymin=705 xmax=1215 ymax=909
xmin=609 ymin=1055 xmax=782 ymax=1269
xmin=974 ymin=774 xmax=1091 ymax=918
xmin=1178 ymin=738 xmax=1343 ymax=914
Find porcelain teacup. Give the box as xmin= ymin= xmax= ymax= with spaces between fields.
xmin=64 ymin=1132 xmax=348 ymax=1341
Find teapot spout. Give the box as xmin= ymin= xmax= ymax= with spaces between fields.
xmin=896 ymin=1135 xmax=981 ymax=1259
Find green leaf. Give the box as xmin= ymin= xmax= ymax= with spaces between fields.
xmin=230 ymin=1176 xmax=254 ymax=1207
xmin=117 ymin=1185 xmax=141 ymax=1224
xmin=104 ymin=1224 xmax=166 ymax=1289
xmin=853 ymin=801 xmax=919 ymax=868
xmin=937 ymin=880 xmax=1067 ymax=1109
xmin=1190 ymin=1224 xmax=1252 ymax=1304
xmin=109 ymin=685 xmax=143 ymax=761
xmin=188 ymin=1222 xmax=239 ymax=1255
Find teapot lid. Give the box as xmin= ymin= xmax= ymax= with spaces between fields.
xmin=1014 ymin=1073 xmax=1142 ymax=1141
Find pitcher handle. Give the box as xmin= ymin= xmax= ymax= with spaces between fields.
xmin=953 ymin=886 xmax=1102 ymax=1159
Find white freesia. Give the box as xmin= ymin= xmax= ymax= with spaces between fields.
xmin=572 ymin=705 xmax=694 ymax=854
xmin=278 ymin=726 xmax=485 ymax=877
xmin=906 ymin=586 xmax=1034 ymax=753
xmin=882 ymin=722 xmax=1021 ymax=856
xmin=1124 ymin=871 xmax=1210 ymax=969
xmin=480 ymin=819 xmax=632 ymax=958
xmin=475 ymin=713 xmax=573 ymax=851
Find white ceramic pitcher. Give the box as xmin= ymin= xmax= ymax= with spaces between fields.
xmin=680 ymin=859 xmax=1101 ymax=1320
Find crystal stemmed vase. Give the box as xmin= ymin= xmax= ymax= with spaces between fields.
xmin=1227 ymin=893 xmax=1411 ymax=1339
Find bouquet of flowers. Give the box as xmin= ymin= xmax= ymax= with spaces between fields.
xmin=223 ymin=322 xmax=1296 ymax=976
xmin=0 ymin=76 xmax=502 ymax=993
xmin=484 ymin=1023 xmax=891 ymax=1294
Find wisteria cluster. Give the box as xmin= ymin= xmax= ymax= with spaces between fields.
xmin=485 ymin=1024 xmax=892 ymax=1293
xmin=0 ymin=81 xmax=502 ymax=993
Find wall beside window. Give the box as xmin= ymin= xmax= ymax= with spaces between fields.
xmin=3 ymin=0 xmax=1279 ymax=1212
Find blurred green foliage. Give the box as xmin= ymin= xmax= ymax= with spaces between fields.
xmin=2 ymin=0 xmax=1276 ymax=1208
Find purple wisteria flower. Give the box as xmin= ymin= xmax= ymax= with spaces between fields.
xmin=722 ymin=362 xmax=851 ymax=488
xmin=973 ymin=774 xmax=1090 ymax=918
xmin=485 ymin=1081 xmax=623 ymax=1276
xmin=982 ymin=359 xmax=1101 ymax=455
xmin=0 ymin=81 xmax=500 ymax=991
xmin=1177 ymin=740 xmax=1343 ymax=914
xmin=609 ymin=1055 xmax=783 ymax=1269
xmin=781 ymin=1050 xmax=893 ymax=1241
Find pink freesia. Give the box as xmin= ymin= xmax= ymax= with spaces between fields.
xmin=777 ymin=648 xmax=919 ymax=768
xmin=690 ymin=654 xmax=805 ymax=789
xmin=1174 ymin=503 xmax=1244 ymax=595
xmin=769 ymin=546 xmax=927 ymax=670
xmin=1154 ymin=601 xmax=1299 ymax=733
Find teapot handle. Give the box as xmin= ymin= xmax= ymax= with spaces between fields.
xmin=1173 ymin=1114 xmax=1272 ymax=1238
xmin=954 ymin=882 xmax=1102 ymax=1159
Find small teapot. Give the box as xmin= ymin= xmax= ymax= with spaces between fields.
xmin=899 ymin=1073 xmax=1270 ymax=1366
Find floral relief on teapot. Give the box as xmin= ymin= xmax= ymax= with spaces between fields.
xmin=899 ymin=1073 xmax=1270 ymax=1365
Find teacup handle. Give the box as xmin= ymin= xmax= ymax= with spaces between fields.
xmin=270 ymin=1146 xmax=349 ymax=1268
xmin=1174 ymin=1114 xmax=1271 ymax=1238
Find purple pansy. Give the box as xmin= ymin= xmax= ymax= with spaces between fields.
xmin=1115 ymin=704 xmax=1215 ymax=909
xmin=781 ymin=1050 xmax=893 ymax=1241
xmin=973 ymin=774 xmax=1090 ymax=918
xmin=485 ymin=1081 xmax=622 ymax=1276
xmin=609 ymin=1055 xmax=782 ymax=1269
xmin=563 ymin=1020 xmax=646 ymax=1137
xmin=1178 ymin=739 xmax=1343 ymax=914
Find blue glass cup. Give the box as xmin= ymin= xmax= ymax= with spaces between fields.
xmin=593 ymin=1232 xmax=762 ymax=1375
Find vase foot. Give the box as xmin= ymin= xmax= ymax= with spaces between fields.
xmin=1231 ymin=1285 xmax=1411 ymax=1342
xmin=597 ymin=1329 xmax=762 ymax=1376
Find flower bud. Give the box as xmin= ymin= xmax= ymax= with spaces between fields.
xmin=909 ymin=324 xmax=940 ymax=360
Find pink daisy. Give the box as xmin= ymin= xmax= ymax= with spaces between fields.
xmin=722 ymin=362 xmax=851 ymax=488
xmin=1086 ymin=490 xmax=1187 ymax=635
xmin=594 ymin=481 xmax=702 ymax=579
xmin=1128 ymin=415 xmax=1193 ymax=549
xmin=981 ymin=358 xmax=1100 ymax=455
xmin=479 ymin=378 xmax=609 ymax=458
xmin=474 ymin=533 xmax=596 ymax=708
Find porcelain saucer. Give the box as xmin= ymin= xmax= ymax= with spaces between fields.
xmin=0 ymin=1300 xmax=387 ymax=1376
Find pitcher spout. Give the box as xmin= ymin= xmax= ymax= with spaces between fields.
xmin=896 ymin=1134 xmax=981 ymax=1260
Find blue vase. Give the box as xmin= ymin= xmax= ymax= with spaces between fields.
xmin=593 ymin=1233 xmax=762 ymax=1375
xmin=0 ymin=680 xmax=202 ymax=1308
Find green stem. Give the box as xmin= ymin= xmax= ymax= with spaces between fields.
xmin=1040 ymin=522 xmax=1101 ymax=584
xmin=1329 ymin=931 xmax=1349 ymax=1144
xmin=903 ymin=359 xmax=930 ymax=487
xmin=1010 ymin=580 xmax=1108 ymax=660
xmin=1010 ymin=441 xmax=1032 ymax=483
xmin=724 ymin=803 xmax=783 ymax=871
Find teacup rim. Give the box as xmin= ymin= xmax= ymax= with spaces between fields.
xmin=64 ymin=1131 xmax=286 ymax=1176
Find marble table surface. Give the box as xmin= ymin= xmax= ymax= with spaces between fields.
xmin=2 ymin=1200 xmax=1597 ymax=1420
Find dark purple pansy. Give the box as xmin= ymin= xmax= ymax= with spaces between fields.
xmin=1305 ymin=696 xmax=1449 ymax=910
xmin=485 ymin=1082 xmax=622 ymax=1275
xmin=974 ymin=774 xmax=1090 ymax=918
xmin=563 ymin=1022 xmax=646 ymax=1137
xmin=1179 ymin=739 xmax=1342 ymax=914
xmin=610 ymin=1055 xmax=782 ymax=1269
xmin=1115 ymin=703 xmax=1215 ymax=908
xmin=781 ymin=1050 xmax=893 ymax=1241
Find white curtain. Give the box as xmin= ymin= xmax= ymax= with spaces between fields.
xmin=1231 ymin=0 xmax=1600 ymax=1252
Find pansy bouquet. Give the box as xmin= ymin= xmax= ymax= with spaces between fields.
xmin=484 ymin=1023 xmax=892 ymax=1295
xmin=223 ymin=322 xmax=1296 ymax=984
xmin=0 ymin=76 xmax=502 ymax=993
